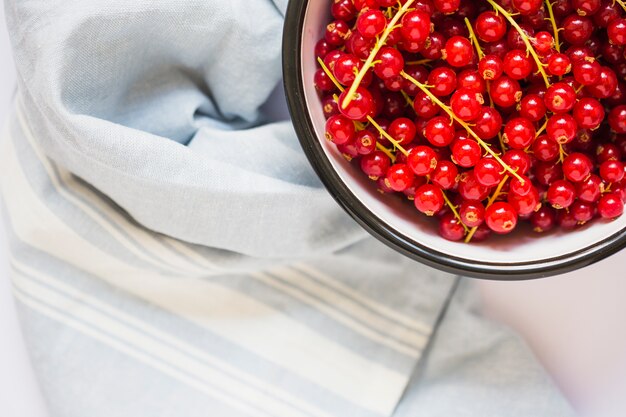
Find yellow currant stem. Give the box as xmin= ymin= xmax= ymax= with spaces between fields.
xmin=616 ymin=0 xmax=626 ymax=13
xmin=498 ymin=133 xmax=507 ymax=154
xmin=465 ymin=175 xmax=510 ymax=243
xmin=318 ymin=57 xmax=408 ymax=157
xmin=544 ymin=0 xmax=561 ymax=53
xmin=401 ymin=70 xmax=525 ymax=183
xmin=318 ymin=57 xmax=345 ymax=92
xmin=405 ymin=58 xmax=433 ymax=66
xmin=464 ymin=17 xmax=485 ymax=60
xmin=536 ymin=118 xmax=548 ymax=137
xmin=442 ymin=192 xmax=471 ymax=234
xmin=559 ymin=143 xmax=568 ymax=163
xmin=342 ymin=0 xmax=416 ymax=109
xmin=487 ymin=0 xmax=551 ymax=88
xmin=401 ymin=90 xmax=415 ymax=108
xmin=377 ymin=143 xmax=397 ymax=162
xmin=367 ymin=116 xmax=409 ymax=156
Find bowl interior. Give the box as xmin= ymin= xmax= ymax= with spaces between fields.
xmin=298 ymin=0 xmax=626 ymax=267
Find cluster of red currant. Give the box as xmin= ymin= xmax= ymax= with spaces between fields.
xmin=315 ymin=0 xmax=626 ymax=242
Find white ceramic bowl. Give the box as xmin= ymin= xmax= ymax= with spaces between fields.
xmin=282 ymin=0 xmax=626 ymax=279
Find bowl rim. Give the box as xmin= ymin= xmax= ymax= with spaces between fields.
xmin=281 ymin=0 xmax=626 ymax=280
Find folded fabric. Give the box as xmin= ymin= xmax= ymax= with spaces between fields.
xmin=2 ymin=0 xmax=574 ymax=416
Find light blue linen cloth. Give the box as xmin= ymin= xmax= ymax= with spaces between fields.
xmin=1 ymin=0 xmax=574 ymax=416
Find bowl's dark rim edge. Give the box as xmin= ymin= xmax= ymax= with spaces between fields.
xmin=281 ymin=0 xmax=626 ymax=280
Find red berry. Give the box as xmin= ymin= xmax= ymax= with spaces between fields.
xmin=545 ymin=82 xmax=577 ymax=114
xmin=428 ymin=67 xmax=457 ymax=96
xmin=547 ymin=53 xmax=572 ymax=76
xmin=598 ymin=193 xmax=625 ymax=218
xmin=572 ymin=98 xmax=604 ymax=130
xmin=475 ymin=11 xmax=507 ymax=42
xmin=547 ymin=179 xmax=577 ymax=209
xmin=374 ymin=47 xmax=405 ymax=79
xmin=491 ymin=76 xmax=522 ymax=107
xmin=325 ymin=20 xmax=352 ymax=46
xmin=572 ymin=57 xmax=601 ymax=85
xmin=518 ymin=94 xmax=547 ymax=122
xmin=531 ymin=206 xmax=557 ymax=232
xmin=478 ymin=55 xmax=503 ymax=80
xmin=609 ymin=105 xmax=626 ymax=133
xmin=357 ymin=9 xmax=387 ymax=39
xmin=586 ymin=67 xmax=618 ymax=99
xmin=338 ymin=87 xmax=375 ymax=121
xmin=389 ymin=117 xmax=417 ymax=145
xmin=503 ymin=117 xmax=536 ymax=149
xmin=547 ymin=113 xmax=578 ymax=144
xmin=503 ymin=49 xmax=533 ymax=80
xmin=460 ymin=200 xmax=486 ymax=227
xmin=563 ymin=152 xmax=593 ymax=182
xmin=385 ymin=163 xmax=415 ymax=191
xmin=439 ymin=213 xmax=467 ymax=241
xmin=452 ymin=138 xmax=482 ymax=167
xmin=360 ymin=150 xmax=391 ymax=180
xmin=532 ymin=134 xmax=559 ymax=162
xmin=450 ymin=88 xmax=484 ymax=121
xmin=562 ymin=15 xmax=593 ymax=45
xmin=485 ymin=202 xmax=518 ymax=234
xmin=424 ymin=116 xmax=455 ymax=147
xmin=325 ymin=115 xmax=356 ymax=145
xmin=474 ymin=157 xmax=504 ymax=187
xmin=458 ymin=172 xmax=491 ymax=201
xmin=400 ymin=10 xmax=431 ymax=44
xmin=608 ymin=18 xmax=626 ymax=45
xmin=600 ymin=160 xmax=625 ymax=183
xmin=414 ymin=184 xmax=445 ymax=216
xmin=443 ymin=36 xmax=474 ymax=68
xmin=408 ymin=146 xmax=439 ymax=176
xmin=474 ymin=106 xmax=503 ymax=140
xmin=431 ymin=160 xmax=459 ymax=190
xmin=354 ymin=130 xmax=377 ymax=155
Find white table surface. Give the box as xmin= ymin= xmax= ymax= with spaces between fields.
xmin=1 ymin=9 xmax=625 ymax=417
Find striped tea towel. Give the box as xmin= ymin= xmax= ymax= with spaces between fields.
xmin=1 ymin=0 xmax=574 ymax=415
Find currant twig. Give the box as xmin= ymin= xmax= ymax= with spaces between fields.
xmin=544 ymin=0 xmax=561 ymax=53
xmin=536 ymin=118 xmax=548 ymax=137
xmin=442 ymin=192 xmax=471 ymax=234
xmin=464 ymin=18 xmax=484 ymax=60
xmin=318 ymin=57 xmax=409 ymax=157
xmin=465 ymin=175 xmax=510 ymax=243
xmin=405 ymin=59 xmax=433 ymax=66
xmin=487 ymin=0 xmax=551 ymax=88
xmin=401 ymin=70 xmax=525 ymax=183
xmin=615 ymin=0 xmax=626 ymax=13
xmin=377 ymin=143 xmax=397 ymax=162
xmin=342 ymin=0 xmax=416 ymax=109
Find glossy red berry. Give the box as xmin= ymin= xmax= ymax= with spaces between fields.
xmin=424 ymin=116 xmax=455 ymax=147
xmin=518 ymin=94 xmax=547 ymax=122
xmin=547 ymin=53 xmax=572 ymax=76
xmin=388 ymin=117 xmax=417 ymax=146
xmin=561 ymin=15 xmax=593 ymax=45
xmin=354 ymin=130 xmax=377 ymax=155
xmin=357 ymin=9 xmax=387 ymax=39
xmin=431 ymin=160 xmax=459 ymax=190
xmin=443 ymin=36 xmax=474 ymax=68
xmin=503 ymin=49 xmax=533 ymax=80
xmin=608 ymin=105 xmax=626 ymax=133
xmin=408 ymin=146 xmax=439 ymax=176
xmin=608 ymin=18 xmax=626 ymax=45
xmin=439 ymin=213 xmax=467 ymax=241
xmin=325 ymin=115 xmax=356 ymax=145
xmin=458 ymin=172 xmax=491 ymax=201
xmin=547 ymin=113 xmax=578 ymax=144
xmin=503 ymin=150 xmax=532 ymax=175
xmin=360 ymin=150 xmax=391 ymax=180
xmin=491 ymin=76 xmax=522 ymax=107
xmin=452 ymin=138 xmax=482 ymax=167
xmin=586 ymin=67 xmax=618 ymax=99
xmin=374 ymin=47 xmax=404 ymax=79
xmin=600 ymin=160 xmax=625 ymax=183
xmin=532 ymin=134 xmax=560 ymax=162
xmin=414 ymin=184 xmax=445 ymax=216
xmin=333 ymin=54 xmax=363 ymax=86
xmin=459 ymin=201 xmax=486 ymax=227
xmin=478 ymin=55 xmax=503 ymax=80
xmin=428 ymin=67 xmax=457 ymax=97
xmin=563 ymin=152 xmax=593 ymax=182
xmin=401 ymin=10 xmax=432 ymax=44
xmin=547 ymin=179 xmax=577 ymax=209
xmin=570 ymin=200 xmax=596 ymax=224
xmin=572 ymin=57 xmax=601 ymax=85
xmin=474 ymin=157 xmax=504 ymax=187
xmin=325 ymin=20 xmax=352 ymax=46
xmin=598 ymin=193 xmax=625 ymax=218
xmin=544 ymin=82 xmax=577 ymax=114
xmin=503 ymin=117 xmax=536 ymax=149
xmin=573 ymin=98 xmax=605 ymax=130
xmin=450 ymin=88 xmax=484 ymax=121
xmin=385 ymin=163 xmax=415 ymax=191
xmin=475 ymin=11 xmax=507 ymax=42
xmin=456 ymin=70 xmax=487 ymax=94
xmin=433 ymin=0 xmax=461 ymax=14
xmin=474 ymin=106 xmax=503 ymax=140
xmin=531 ymin=206 xmax=557 ymax=232
xmin=532 ymin=31 xmax=554 ymax=53
xmin=338 ymin=88 xmax=375 ymax=121
xmin=485 ymin=202 xmax=518 ymax=234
